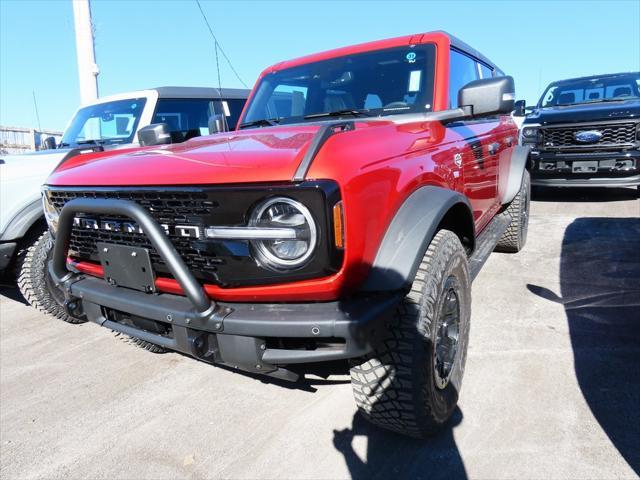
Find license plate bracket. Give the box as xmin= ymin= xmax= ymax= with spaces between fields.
xmin=97 ymin=242 xmax=156 ymax=292
xmin=572 ymin=160 xmax=598 ymax=173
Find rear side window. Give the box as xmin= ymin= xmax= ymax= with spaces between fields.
xmin=449 ymin=50 xmax=479 ymax=108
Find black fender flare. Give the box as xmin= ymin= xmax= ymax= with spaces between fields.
xmin=500 ymin=145 xmax=530 ymax=205
xmin=359 ymin=185 xmax=474 ymax=292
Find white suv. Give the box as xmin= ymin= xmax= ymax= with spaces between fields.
xmin=0 ymin=86 xmax=248 ymax=299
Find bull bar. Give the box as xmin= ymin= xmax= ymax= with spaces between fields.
xmin=49 ymin=198 xmax=399 ymax=381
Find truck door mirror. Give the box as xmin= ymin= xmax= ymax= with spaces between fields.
xmin=41 ymin=136 xmax=57 ymax=150
xmin=137 ymin=123 xmax=172 ymax=146
xmin=458 ymin=76 xmax=516 ymax=118
xmin=208 ymin=114 xmax=226 ymax=134
xmin=513 ymin=99 xmax=526 ymax=117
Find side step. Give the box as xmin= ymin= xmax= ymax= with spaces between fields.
xmin=468 ymin=214 xmax=511 ymax=281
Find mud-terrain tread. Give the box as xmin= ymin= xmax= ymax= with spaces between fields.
xmin=495 ymin=169 xmax=530 ymax=253
xmin=349 ymin=229 xmax=470 ymax=438
xmin=18 ymin=231 xmax=167 ymax=354
xmin=16 ymin=230 xmax=85 ymax=324
xmin=113 ymin=332 xmax=167 ymax=354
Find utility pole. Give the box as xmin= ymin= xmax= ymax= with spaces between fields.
xmin=72 ymin=0 xmax=99 ymax=105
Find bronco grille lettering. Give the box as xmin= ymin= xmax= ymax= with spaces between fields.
xmin=73 ymin=217 xmax=176 ymax=236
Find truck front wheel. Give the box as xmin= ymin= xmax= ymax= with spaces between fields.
xmin=495 ymin=169 xmax=531 ymax=253
xmin=19 ymin=231 xmax=166 ymax=354
xmin=349 ymin=229 xmax=471 ymax=438
xmin=16 ymin=230 xmax=85 ymax=324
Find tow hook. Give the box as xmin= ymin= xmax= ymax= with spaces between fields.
xmin=64 ymin=297 xmax=86 ymax=321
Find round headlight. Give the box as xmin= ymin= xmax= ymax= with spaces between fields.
xmin=249 ymin=197 xmax=317 ymax=270
xmin=522 ymin=126 xmax=539 ymax=138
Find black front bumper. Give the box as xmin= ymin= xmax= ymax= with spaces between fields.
xmin=529 ymin=149 xmax=640 ymax=187
xmin=49 ymin=197 xmax=399 ymax=381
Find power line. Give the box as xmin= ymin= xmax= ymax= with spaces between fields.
xmin=32 ymin=90 xmax=42 ymax=131
xmin=195 ymin=0 xmax=249 ymax=89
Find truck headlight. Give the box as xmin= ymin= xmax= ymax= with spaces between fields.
xmin=520 ymin=123 xmax=541 ymax=146
xmin=41 ymin=190 xmax=60 ymax=235
xmin=249 ymin=197 xmax=317 ymax=270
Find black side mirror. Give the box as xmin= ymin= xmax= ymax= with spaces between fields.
xmin=41 ymin=136 xmax=56 ymax=150
xmin=208 ymin=114 xmax=226 ymax=135
xmin=137 ymin=123 xmax=172 ymax=146
xmin=513 ymin=99 xmax=526 ymax=117
xmin=458 ymin=76 xmax=516 ymax=118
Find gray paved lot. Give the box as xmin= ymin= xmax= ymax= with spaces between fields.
xmin=1 ymin=187 xmax=639 ymax=480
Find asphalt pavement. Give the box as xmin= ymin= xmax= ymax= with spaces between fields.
xmin=1 ymin=186 xmax=638 ymax=480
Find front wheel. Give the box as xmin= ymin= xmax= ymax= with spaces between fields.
xmin=349 ymin=229 xmax=471 ymax=438
xmin=16 ymin=229 xmax=85 ymax=323
xmin=20 ymin=231 xmax=167 ymax=353
xmin=495 ymin=169 xmax=531 ymax=253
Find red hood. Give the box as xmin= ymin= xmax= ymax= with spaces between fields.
xmin=47 ymin=125 xmax=324 ymax=186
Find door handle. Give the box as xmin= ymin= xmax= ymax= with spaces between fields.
xmin=505 ymin=137 xmax=513 ymax=147
xmin=488 ymin=142 xmax=500 ymax=155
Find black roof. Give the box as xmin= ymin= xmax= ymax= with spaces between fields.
xmin=153 ymin=86 xmax=250 ymax=99
xmin=546 ymin=71 xmax=640 ymax=85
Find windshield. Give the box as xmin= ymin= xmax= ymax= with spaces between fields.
xmin=538 ymin=73 xmax=640 ymax=108
xmin=152 ymin=97 xmax=246 ymax=140
xmin=60 ymin=98 xmax=147 ymax=147
xmin=240 ymin=44 xmax=436 ymax=128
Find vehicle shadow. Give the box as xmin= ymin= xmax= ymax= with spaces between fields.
xmin=528 ymin=217 xmax=640 ymax=475
xmin=333 ymin=408 xmax=466 ymax=480
xmin=329 ymin=262 xmax=468 ymax=480
xmin=0 ymin=283 xmax=29 ymax=306
xmin=532 ymin=186 xmax=639 ymax=202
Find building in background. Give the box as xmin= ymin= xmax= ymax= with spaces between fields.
xmin=0 ymin=126 xmax=63 ymax=154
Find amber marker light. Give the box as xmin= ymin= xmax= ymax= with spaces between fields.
xmin=333 ymin=201 xmax=344 ymax=249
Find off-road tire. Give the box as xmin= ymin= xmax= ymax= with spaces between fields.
xmin=18 ymin=231 xmax=167 ymax=353
xmin=16 ymin=229 xmax=85 ymax=323
xmin=349 ymin=229 xmax=471 ymax=438
xmin=112 ymin=331 xmax=167 ymax=354
xmin=495 ymin=169 xmax=530 ymax=253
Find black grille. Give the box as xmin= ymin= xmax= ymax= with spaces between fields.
xmin=48 ymin=190 xmax=217 ymax=222
xmin=49 ymin=189 xmax=223 ymax=282
xmin=541 ymin=123 xmax=638 ymax=149
xmin=48 ymin=183 xmax=342 ymax=288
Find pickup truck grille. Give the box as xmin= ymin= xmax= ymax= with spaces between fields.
xmin=48 ymin=189 xmax=223 ymax=282
xmin=541 ymin=122 xmax=637 ymax=150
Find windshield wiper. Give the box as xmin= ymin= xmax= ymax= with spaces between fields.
xmin=304 ymin=109 xmax=371 ymax=119
xmin=238 ymin=118 xmax=281 ymax=129
xmin=597 ymin=97 xmax=637 ymax=103
xmin=557 ymin=97 xmax=637 ymax=107
xmin=76 ymin=139 xmax=106 ymax=145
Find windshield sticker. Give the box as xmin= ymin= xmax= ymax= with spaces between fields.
xmin=406 ymin=52 xmax=417 ymax=64
xmin=408 ymin=70 xmax=422 ymax=92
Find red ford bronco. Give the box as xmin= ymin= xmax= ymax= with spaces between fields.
xmin=40 ymin=31 xmax=530 ymax=437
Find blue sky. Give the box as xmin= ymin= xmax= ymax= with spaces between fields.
xmin=1 ymin=0 xmax=639 ymax=131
